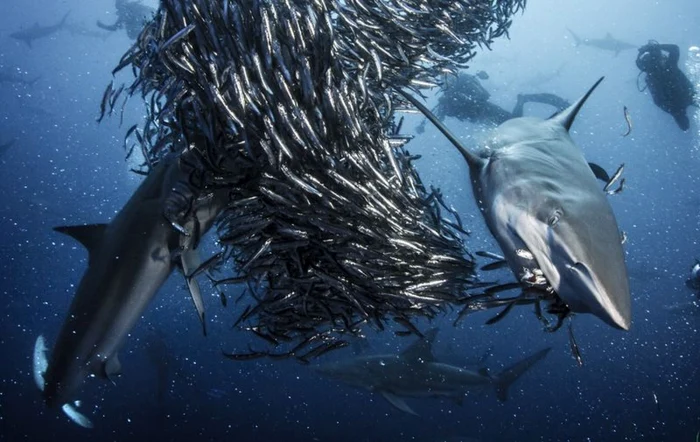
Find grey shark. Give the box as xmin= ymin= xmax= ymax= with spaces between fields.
xmin=33 ymin=155 xmax=229 ymax=427
xmin=315 ymin=329 xmax=551 ymax=415
xmin=0 ymin=138 xmax=16 ymax=158
xmin=398 ymin=77 xmax=631 ymax=330
xmin=567 ymin=29 xmax=636 ymax=56
xmin=663 ymin=300 xmax=700 ymax=316
xmin=10 ymin=12 xmax=70 ymax=48
xmin=0 ymin=70 xmax=40 ymax=86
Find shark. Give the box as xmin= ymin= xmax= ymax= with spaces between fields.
xmin=315 ymin=329 xmax=551 ymax=415
xmin=32 ymin=155 xmax=230 ymax=428
xmin=0 ymin=138 xmax=16 ymax=158
xmin=567 ymin=29 xmax=636 ymax=56
xmin=0 ymin=70 xmax=41 ymax=87
xmin=397 ymin=77 xmax=631 ymax=330
xmin=10 ymin=12 xmax=71 ymax=48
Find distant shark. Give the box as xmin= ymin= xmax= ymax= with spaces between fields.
xmin=10 ymin=12 xmax=70 ymax=48
xmin=663 ymin=300 xmax=700 ymax=316
xmin=0 ymin=70 xmax=40 ymax=86
xmin=315 ymin=329 xmax=551 ymax=415
xmin=567 ymin=29 xmax=636 ymax=56
xmin=33 ymin=155 xmax=229 ymax=428
xmin=0 ymin=138 xmax=16 ymax=158
xmin=397 ymin=77 xmax=631 ymax=330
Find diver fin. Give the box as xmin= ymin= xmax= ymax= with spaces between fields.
xmin=381 ymin=391 xmax=418 ymax=415
xmin=181 ymin=248 xmax=207 ymax=336
xmin=61 ymin=403 xmax=93 ymax=428
xmin=493 ymin=348 xmax=551 ymax=402
xmin=588 ymin=162 xmax=610 ymax=182
xmin=54 ymin=224 xmax=107 ymax=260
xmin=550 ymin=77 xmax=604 ymax=131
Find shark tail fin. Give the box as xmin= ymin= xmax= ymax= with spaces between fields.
xmin=33 ymin=335 xmax=48 ymax=391
xmin=492 ymin=348 xmax=551 ymax=402
xmin=61 ymin=402 xmax=94 ymax=428
xmin=34 ymin=336 xmax=94 ymax=428
xmin=567 ymin=28 xmax=582 ymax=46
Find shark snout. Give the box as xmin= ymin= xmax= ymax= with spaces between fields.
xmin=566 ymin=261 xmax=631 ymax=330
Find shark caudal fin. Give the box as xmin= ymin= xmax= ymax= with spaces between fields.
xmin=61 ymin=403 xmax=93 ymax=429
xmin=33 ymin=335 xmax=49 ymax=391
xmin=33 ymin=335 xmax=93 ymax=429
xmin=492 ymin=348 xmax=551 ymax=402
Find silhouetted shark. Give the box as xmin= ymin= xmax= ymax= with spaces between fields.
xmin=10 ymin=12 xmax=70 ymax=48
xmin=33 ymin=156 xmax=229 ymax=427
xmin=568 ymin=29 xmax=636 ymax=56
xmin=316 ymin=329 xmax=551 ymax=415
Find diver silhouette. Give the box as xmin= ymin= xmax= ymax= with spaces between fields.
xmin=416 ymin=72 xmax=570 ymax=132
xmin=97 ymin=0 xmax=155 ymax=40
xmin=636 ymin=41 xmax=696 ymax=131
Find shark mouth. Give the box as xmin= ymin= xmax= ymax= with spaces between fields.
xmin=459 ymin=245 xmax=571 ymax=331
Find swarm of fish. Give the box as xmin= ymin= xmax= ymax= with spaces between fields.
xmin=102 ymin=0 xmax=526 ymax=360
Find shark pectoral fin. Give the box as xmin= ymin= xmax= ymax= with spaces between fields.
xmin=54 ymin=224 xmax=108 ymax=261
xmin=33 ymin=335 xmax=48 ymax=391
xmin=61 ymin=403 xmax=93 ymax=429
xmin=588 ymin=162 xmax=610 ymax=183
xmin=102 ymin=356 xmax=122 ymax=383
xmin=181 ymin=248 xmax=207 ymax=336
xmin=380 ymin=391 xmax=418 ymax=415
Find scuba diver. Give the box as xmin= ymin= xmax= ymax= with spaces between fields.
xmin=97 ymin=0 xmax=155 ymax=40
xmin=417 ymin=71 xmax=571 ymax=132
xmin=636 ymin=41 xmax=696 ymax=131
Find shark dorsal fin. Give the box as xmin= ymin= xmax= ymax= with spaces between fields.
xmin=400 ymin=328 xmax=438 ymax=362
xmin=550 ymin=77 xmax=604 ymax=131
xmin=54 ymin=224 xmax=107 ymax=257
xmin=394 ymin=88 xmax=482 ymax=169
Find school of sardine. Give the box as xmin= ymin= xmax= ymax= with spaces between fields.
xmin=101 ymin=0 xmax=527 ymax=360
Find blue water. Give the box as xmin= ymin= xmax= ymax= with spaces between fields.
xmin=1 ymin=0 xmax=699 ymax=441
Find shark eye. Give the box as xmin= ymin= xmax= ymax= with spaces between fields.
xmin=548 ymin=209 xmax=563 ymax=227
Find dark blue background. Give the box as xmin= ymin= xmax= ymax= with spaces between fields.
xmin=1 ymin=0 xmax=699 ymax=441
